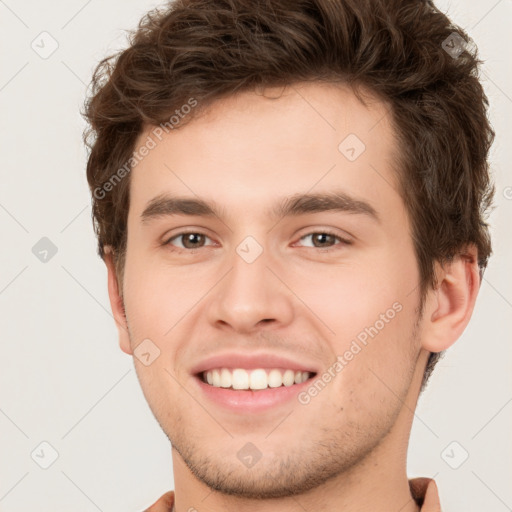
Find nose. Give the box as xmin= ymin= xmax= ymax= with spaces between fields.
xmin=206 ymin=241 xmax=295 ymax=334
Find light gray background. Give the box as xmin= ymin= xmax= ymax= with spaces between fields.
xmin=0 ymin=0 xmax=510 ymax=510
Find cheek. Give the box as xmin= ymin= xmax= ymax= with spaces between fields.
xmin=286 ymin=257 xmax=410 ymax=340
xmin=311 ymin=310 xmax=419 ymax=439
xmin=288 ymin=250 xmax=420 ymax=395
xmin=339 ymin=294 xmax=419 ymax=407
xmin=122 ymin=250 xmax=211 ymax=339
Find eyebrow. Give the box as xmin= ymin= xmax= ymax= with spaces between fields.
xmin=140 ymin=190 xmax=379 ymax=225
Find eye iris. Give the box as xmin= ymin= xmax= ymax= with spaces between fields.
xmin=313 ymin=233 xmax=335 ymax=247
xmin=182 ymin=233 xmax=204 ymax=249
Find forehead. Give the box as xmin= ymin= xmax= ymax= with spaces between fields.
xmin=128 ymin=82 xmax=400 ymax=224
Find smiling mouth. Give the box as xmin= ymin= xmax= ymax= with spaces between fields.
xmin=197 ymin=368 xmax=317 ymax=391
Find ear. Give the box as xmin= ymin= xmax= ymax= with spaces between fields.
xmin=103 ymin=246 xmax=133 ymax=355
xmin=421 ymin=245 xmax=481 ymax=353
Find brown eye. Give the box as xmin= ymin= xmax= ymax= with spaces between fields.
xmin=165 ymin=232 xmax=213 ymax=250
xmin=181 ymin=233 xmax=206 ymax=249
xmin=298 ymin=232 xmax=350 ymax=250
xmin=311 ymin=233 xmax=337 ymax=248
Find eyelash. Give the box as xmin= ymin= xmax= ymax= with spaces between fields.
xmin=163 ymin=230 xmax=351 ymax=253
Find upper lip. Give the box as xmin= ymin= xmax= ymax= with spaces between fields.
xmin=191 ymin=352 xmax=320 ymax=376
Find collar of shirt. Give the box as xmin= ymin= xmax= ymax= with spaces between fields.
xmin=145 ymin=478 xmax=441 ymax=512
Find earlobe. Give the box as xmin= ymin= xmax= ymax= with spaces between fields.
xmin=103 ymin=246 xmax=133 ymax=355
xmin=421 ymin=246 xmax=480 ymax=353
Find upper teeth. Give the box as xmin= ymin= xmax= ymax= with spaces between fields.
xmin=203 ymin=368 xmax=312 ymax=390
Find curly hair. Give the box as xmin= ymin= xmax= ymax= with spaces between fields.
xmin=83 ymin=0 xmax=495 ymax=389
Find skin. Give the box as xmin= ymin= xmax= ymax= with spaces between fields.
xmin=104 ymin=82 xmax=479 ymax=511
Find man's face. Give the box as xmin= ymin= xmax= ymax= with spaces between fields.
xmin=119 ymin=82 xmax=425 ymax=498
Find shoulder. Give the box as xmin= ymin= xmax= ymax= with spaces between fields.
xmin=409 ymin=478 xmax=441 ymax=511
xmin=144 ymin=490 xmax=174 ymax=512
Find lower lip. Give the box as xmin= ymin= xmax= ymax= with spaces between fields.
xmin=194 ymin=375 xmax=316 ymax=413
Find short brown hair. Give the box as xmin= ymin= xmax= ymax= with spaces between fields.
xmin=83 ymin=0 xmax=495 ymax=388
